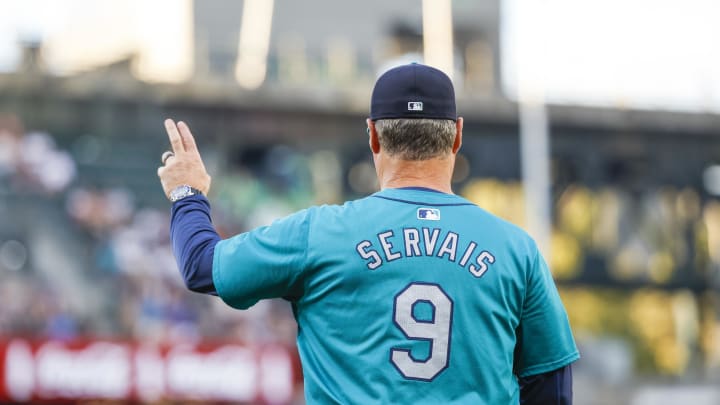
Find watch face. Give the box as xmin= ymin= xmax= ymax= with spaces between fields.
xmin=170 ymin=185 xmax=192 ymax=201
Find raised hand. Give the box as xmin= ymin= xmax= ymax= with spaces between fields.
xmin=157 ymin=119 xmax=212 ymax=199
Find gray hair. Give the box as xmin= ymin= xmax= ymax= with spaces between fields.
xmin=374 ymin=118 xmax=456 ymax=160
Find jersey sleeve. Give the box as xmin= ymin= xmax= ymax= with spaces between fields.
xmin=514 ymin=248 xmax=580 ymax=377
xmin=212 ymin=208 xmax=312 ymax=310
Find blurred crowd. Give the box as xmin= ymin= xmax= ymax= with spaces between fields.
xmin=0 ymin=113 xmax=298 ymax=347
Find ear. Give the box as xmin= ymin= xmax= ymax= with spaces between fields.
xmin=367 ymin=118 xmax=381 ymax=154
xmin=452 ymin=117 xmax=463 ymax=154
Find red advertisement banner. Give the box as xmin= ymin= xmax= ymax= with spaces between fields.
xmin=0 ymin=338 xmax=299 ymax=404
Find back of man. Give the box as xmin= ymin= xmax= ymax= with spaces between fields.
xmin=213 ymin=187 xmax=578 ymax=404
xmin=159 ymin=62 xmax=578 ymax=404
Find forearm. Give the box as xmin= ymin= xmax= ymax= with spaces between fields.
xmin=170 ymin=194 xmax=220 ymax=294
xmin=519 ymin=364 xmax=573 ymax=405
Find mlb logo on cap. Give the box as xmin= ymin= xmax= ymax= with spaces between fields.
xmin=417 ymin=208 xmax=441 ymax=220
xmin=370 ymin=63 xmax=457 ymax=121
xmin=408 ymin=101 xmax=424 ymax=111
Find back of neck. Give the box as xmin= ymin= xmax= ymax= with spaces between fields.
xmin=378 ymin=156 xmax=454 ymax=194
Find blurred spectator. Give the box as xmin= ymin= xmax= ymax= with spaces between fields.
xmin=0 ymin=113 xmax=23 ymax=181
xmin=66 ymin=187 xmax=134 ymax=236
xmin=0 ymin=114 xmax=76 ymax=194
xmin=17 ymin=132 xmax=76 ymax=194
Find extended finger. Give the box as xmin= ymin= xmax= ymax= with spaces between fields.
xmin=177 ymin=121 xmax=199 ymax=155
xmin=164 ymin=119 xmax=185 ymax=154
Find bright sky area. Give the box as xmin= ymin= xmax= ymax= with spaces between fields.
xmin=0 ymin=0 xmax=718 ymax=113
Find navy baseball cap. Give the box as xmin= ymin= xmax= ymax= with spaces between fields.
xmin=370 ymin=63 xmax=456 ymax=121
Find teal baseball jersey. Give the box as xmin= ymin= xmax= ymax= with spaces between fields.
xmin=213 ymin=187 xmax=579 ymax=404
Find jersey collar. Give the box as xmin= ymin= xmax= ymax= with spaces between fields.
xmin=396 ymin=186 xmax=449 ymax=194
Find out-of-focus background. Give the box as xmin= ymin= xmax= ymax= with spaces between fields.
xmin=0 ymin=0 xmax=719 ymax=404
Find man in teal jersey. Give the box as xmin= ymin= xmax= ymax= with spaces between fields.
xmin=157 ymin=63 xmax=579 ymax=404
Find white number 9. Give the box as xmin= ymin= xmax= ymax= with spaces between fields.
xmin=391 ymin=283 xmax=454 ymax=381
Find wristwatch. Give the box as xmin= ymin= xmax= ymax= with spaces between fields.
xmin=169 ymin=185 xmax=203 ymax=202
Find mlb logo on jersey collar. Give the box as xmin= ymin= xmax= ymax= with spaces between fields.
xmin=417 ymin=208 xmax=440 ymax=220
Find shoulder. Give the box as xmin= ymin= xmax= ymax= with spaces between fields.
xmin=302 ymin=195 xmax=377 ymax=219
xmin=251 ymin=195 xmax=378 ymax=229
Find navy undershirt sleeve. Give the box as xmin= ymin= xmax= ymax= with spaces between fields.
xmin=519 ymin=364 xmax=573 ymax=405
xmin=170 ymin=194 xmax=220 ymax=295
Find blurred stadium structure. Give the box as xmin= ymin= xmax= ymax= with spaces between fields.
xmin=0 ymin=0 xmax=719 ymax=404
